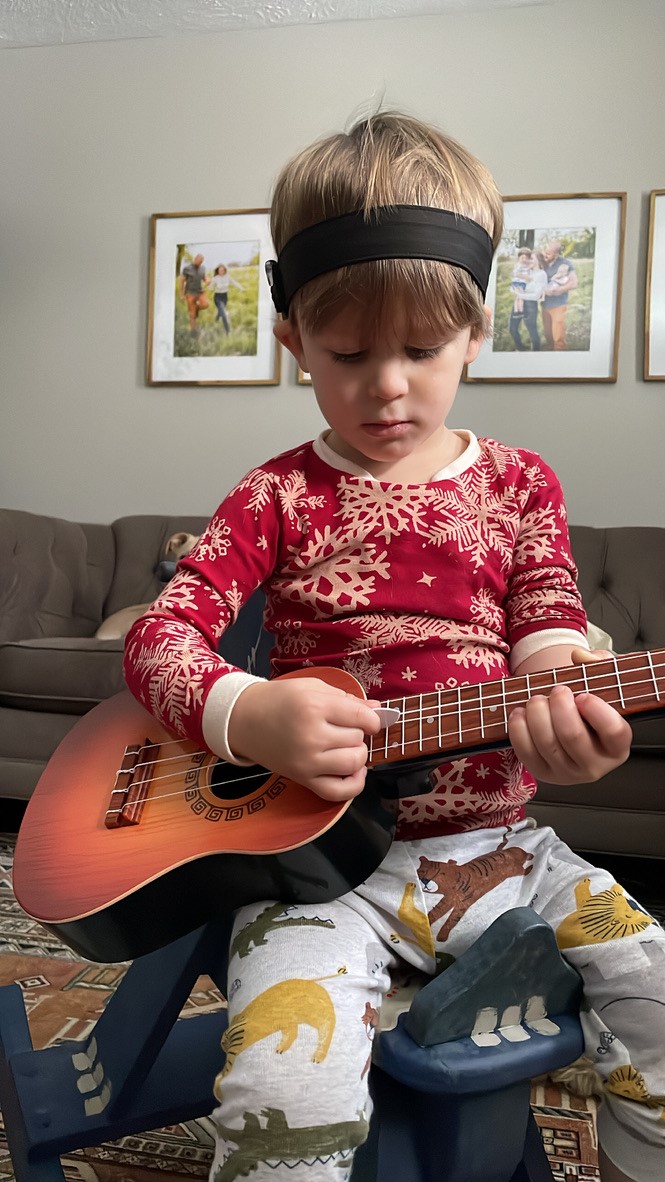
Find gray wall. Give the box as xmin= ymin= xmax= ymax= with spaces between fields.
xmin=1 ymin=0 xmax=663 ymax=525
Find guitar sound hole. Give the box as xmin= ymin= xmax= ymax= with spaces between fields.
xmin=209 ymin=760 xmax=269 ymax=801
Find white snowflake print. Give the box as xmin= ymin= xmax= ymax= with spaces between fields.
xmin=275 ymin=525 xmax=390 ymax=618
xmin=233 ymin=467 xmax=279 ymax=518
xmin=188 ymin=517 xmax=232 ymax=562
xmin=480 ymin=438 xmax=515 ymax=478
xmin=275 ymin=621 xmax=318 ymax=657
xmin=513 ymin=506 xmax=560 ymax=567
xmin=225 ymin=580 xmax=244 ymax=620
xmin=400 ymin=758 xmax=474 ymax=826
xmin=469 ymin=588 xmax=503 ymax=632
xmin=347 ymin=613 xmax=490 ymax=650
xmin=276 ymin=469 xmax=326 ymax=529
xmin=341 ymin=650 xmax=384 ymax=691
xmin=509 ymin=573 xmax=581 ymax=630
xmin=152 ymin=571 xmax=213 ymax=616
xmin=523 ymin=463 xmax=549 ymax=490
xmin=447 ymin=641 xmax=505 ymax=675
xmin=126 ymin=622 xmax=224 ymax=736
xmin=335 ymin=478 xmax=435 ymax=541
xmin=425 ymin=469 xmax=520 ymax=571
xmin=401 ymin=751 xmax=531 ymax=829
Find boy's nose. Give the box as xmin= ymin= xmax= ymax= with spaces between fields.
xmin=369 ymin=359 xmax=408 ymax=401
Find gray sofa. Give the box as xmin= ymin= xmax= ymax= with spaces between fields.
xmin=527 ymin=526 xmax=665 ymax=861
xmin=0 ymin=508 xmax=663 ymax=858
xmin=0 ymin=508 xmax=209 ymax=800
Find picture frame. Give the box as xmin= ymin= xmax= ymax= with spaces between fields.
xmin=146 ymin=209 xmax=281 ymax=386
xmin=298 ymin=367 xmax=312 ymax=385
xmin=644 ymin=190 xmax=665 ymax=381
xmin=465 ymin=193 xmax=626 ymax=384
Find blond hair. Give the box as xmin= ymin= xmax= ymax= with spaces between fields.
xmin=270 ymin=111 xmax=503 ymax=340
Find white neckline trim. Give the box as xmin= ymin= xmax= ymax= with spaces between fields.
xmin=312 ymin=430 xmax=480 ymax=484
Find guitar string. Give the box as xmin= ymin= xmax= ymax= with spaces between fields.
xmin=120 ymin=664 xmax=665 ymax=783
xmin=109 ymin=667 xmax=664 ymax=807
xmin=133 ymin=656 xmax=665 ymax=767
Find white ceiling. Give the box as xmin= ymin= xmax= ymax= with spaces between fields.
xmin=0 ymin=0 xmax=560 ymax=49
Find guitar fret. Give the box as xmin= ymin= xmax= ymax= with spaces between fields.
xmin=647 ymin=650 xmax=661 ymax=700
xmin=418 ymin=693 xmax=423 ymax=752
xmin=366 ymin=647 xmax=665 ymax=772
xmin=614 ymin=655 xmax=625 ymax=709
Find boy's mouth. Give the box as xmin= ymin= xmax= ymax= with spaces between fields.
xmin=363 ymin=421 xmax=410 ymax=437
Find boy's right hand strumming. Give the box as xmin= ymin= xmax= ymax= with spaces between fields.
xmin=225 ymin=678 xmax=382 ymax=801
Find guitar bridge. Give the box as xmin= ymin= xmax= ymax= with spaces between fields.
xmin=105 ymin=740 xmax=158 ymax=828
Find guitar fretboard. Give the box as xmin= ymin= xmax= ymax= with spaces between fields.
xmin=367 ymin=648 xmax=665 ymax=768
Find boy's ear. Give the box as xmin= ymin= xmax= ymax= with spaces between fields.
xmin=464 ymin=306 xmax=492 ymax=364
xmin=273 ymin=317 xmax=307 ymax=369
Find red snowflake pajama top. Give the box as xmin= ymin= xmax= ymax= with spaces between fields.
xmin=124 ymin=431 xmax=588 ymax=840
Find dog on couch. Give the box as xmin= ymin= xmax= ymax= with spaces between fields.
xmin=95 ymin=531 xmax=200 ymax=640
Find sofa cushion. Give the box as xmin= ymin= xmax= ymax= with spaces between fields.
xmin=0 ymin=508 xmax=115 ymax=641
xmin=105 ymin=514 xmax=209 ymax=617
xmin=0 ymin=637 xmax=125 ymax=713
xmin=570 ymin=525 xmax=665 ymax=652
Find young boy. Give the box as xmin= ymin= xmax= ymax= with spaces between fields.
xmin=124 ymin=113 xmax=664 ymax=1182
xmin=510 ymin=245 xmax=533 ymax=315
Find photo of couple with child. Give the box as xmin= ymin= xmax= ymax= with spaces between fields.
xmin=493 ymin=231 xmax=595 ymax=354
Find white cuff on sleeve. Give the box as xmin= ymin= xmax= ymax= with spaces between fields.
xmin=509 ymin=628 xmax=590 ymax=672
xmin=202 ymin=671 xmax=267 ymax=765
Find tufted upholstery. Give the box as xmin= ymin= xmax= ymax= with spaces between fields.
xmin=527 ymin=527 xmax=665 ymax=859
xmin=0 ymin=508 xmax=209 ymax=799
xmin=1 ymin=509 xmax=664 ymax=858
xmin=571 ymin=526 xmax=665 ymax=653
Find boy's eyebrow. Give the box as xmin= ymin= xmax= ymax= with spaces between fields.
xmin=266 ymin=205 xmax=494 ymax=316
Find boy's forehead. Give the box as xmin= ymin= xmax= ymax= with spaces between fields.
xmin=307 ymin=303 xmax=456 ymax=347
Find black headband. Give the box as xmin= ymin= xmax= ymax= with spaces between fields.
xmin=265 ymin=205 xmax=494 ymax=315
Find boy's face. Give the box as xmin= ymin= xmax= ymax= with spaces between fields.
xmin=275 ymin=303 xmax=482 ymax=479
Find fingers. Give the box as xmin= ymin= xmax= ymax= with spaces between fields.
xmin=508 ymin=684 xmax=631 ymax=784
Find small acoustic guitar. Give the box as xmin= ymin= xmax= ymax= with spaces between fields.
xmin=13 ymin=653 xmax=665 ymax=963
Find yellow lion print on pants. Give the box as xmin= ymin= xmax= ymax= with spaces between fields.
xmin=214 ymin=969 xmax=345 ymax=1099
xmin=605 ymin=1064 xmax=665 ymax=1115
xmin=556 ymin=878 xmax=653 ymax=950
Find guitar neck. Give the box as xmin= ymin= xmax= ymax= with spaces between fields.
xmin=367 ymin=648 xmax=665 ymax=769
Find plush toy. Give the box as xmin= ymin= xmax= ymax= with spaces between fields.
xmin=95 ymin=531 xmax=200 ymax=641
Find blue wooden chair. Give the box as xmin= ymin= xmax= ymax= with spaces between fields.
xmin=0 ymin=906 xmax=583 ymax=1182
xmin=0 ymin=591 xmax=585 ymax=1181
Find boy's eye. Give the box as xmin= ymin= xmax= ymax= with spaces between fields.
xmin=406 ymin=346 xmax=444 ymax=361
xmin=330 ymin=351 xmax=364 ymax=364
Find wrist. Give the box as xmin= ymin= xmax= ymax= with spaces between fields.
xmin=202 ymin=672 xmax=266 ymax=764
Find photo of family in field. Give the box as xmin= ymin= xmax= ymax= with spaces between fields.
xmin=492 ymin=227 xmax=596 ymax=354
xmin=173 ymin=239 xmax=260 ymax=359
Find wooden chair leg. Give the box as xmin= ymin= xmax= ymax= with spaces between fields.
xmin=0 ymin=919 xmax=231 ymax=1176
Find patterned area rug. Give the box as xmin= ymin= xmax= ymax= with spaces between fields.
xmin=0 ymin=832 xmax=600 ymax=1180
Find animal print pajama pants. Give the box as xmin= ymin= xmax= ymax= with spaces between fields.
xmin=209 ymin=819 xmax=665 ymax=1182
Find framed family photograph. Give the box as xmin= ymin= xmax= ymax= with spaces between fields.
xmin=146 ymin=209 xmax=281 ymax=386
xmin=644 ymin=190 xmax=665 ymax=380
xmin=465 ymin=193 xmax=626 ymax=383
